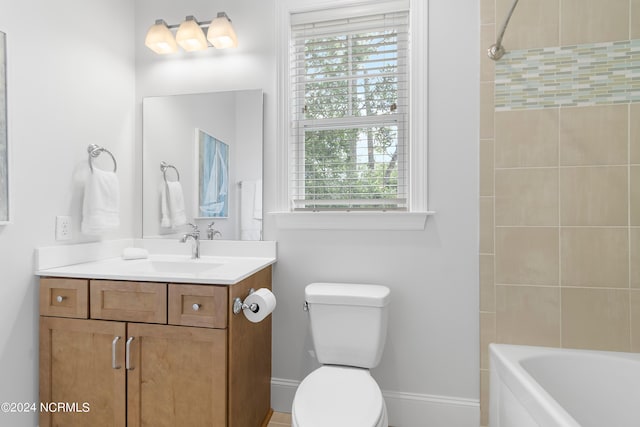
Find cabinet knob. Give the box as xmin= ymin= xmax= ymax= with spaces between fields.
xmin=56 ymin=295 xmax=66 ymax=303
xmin=192 ymin=303 xmax=201 ymax=312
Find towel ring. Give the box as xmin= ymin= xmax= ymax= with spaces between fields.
xmin=160 ymin=161 xmax=180 ymax=183
xmin=88 ymin=144 xmax=117 ymax=173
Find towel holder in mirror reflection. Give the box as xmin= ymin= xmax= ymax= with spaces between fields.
xmin=160 ymin=161 xmax=180 ymax=183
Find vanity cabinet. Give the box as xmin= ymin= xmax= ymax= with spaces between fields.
xmin=39 ymin=266 xmax=272 ymax=427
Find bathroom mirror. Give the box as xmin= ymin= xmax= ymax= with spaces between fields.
xmin=142 ymin=89 xmax=263 ymax=240
xmin=0 ymin=31 xmax=8 ymax=224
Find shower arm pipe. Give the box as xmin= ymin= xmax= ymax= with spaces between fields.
xmin=488 ymin=0 xmax=520 ymax=61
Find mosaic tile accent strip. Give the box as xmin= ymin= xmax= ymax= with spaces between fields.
xmin=495 ymin=39 xmax=640 ymax=111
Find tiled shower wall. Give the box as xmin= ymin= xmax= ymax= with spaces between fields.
xmin=479 ymin=0 xmax=640 ymax=425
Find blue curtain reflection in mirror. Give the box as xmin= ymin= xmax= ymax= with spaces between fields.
xmin=197 ymin=129 xmax=229 ymax=217
xmin=0 ymin=31 xmax=7 ymax=223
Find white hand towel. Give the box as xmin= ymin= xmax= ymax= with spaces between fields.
xmin=253 ymin=179 xmax=263 ymax=220
xmin=160 ymin=183 xmax=171 ymax=228
xmin=81 ymin=168 xmax=120 ymax=235
xmin=240 ymin=180 xmax=262 ymax=241
xmin=160 ymin=181 xmax=187 ymax=228
xmin=122 ymin=247 xmax=149 ymax=260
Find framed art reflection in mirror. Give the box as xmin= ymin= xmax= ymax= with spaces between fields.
xmin=197 ymin=129 xmax=229 ymax=218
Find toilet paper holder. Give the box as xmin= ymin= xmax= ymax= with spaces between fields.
xmin=233 ymin=288 xmax=260 ymax=315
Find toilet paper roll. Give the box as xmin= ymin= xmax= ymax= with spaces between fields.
xmin=243 ymin=288 xmax=276 ymax=323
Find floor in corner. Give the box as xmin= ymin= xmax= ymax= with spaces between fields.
xmin=268 ymin=411 xmax=292 ymax=427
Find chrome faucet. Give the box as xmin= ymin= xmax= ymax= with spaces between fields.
xmin=207 ymin=221 xmax=222 ymax=240
xmin=180 ymin=223 xmax=200 ymax=259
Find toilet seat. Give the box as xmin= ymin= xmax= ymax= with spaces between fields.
xmin=292 ymin=366 xmax=387 ymax=427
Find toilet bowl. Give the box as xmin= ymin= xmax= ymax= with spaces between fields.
xmin=292 ymin=366 xmax=388 ymax=427
xmin=292 ymin=283 xmax=391 ymax=427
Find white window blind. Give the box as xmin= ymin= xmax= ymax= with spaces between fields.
xmin=289 ymin=7 xmax=410 ymax=211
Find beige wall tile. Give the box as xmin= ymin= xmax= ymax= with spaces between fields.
xmin=480 ymin=312 xmax=495 ymax=370
xmin=480 ymin=140 xmax=494 ymax=197
xmin=496 ymin=0 xmax=559 ymax=49
xmin=632 ymin=228 xmax=640 ymax=289
xmin=495 ymin=168 xmax=558 ymax=226
xmin=561 ymin=288 xmax=630 ymax=351
xmin=560 ymin=105 xmax=628 ymax=166
xmin=496 ymin=285 xmax=561 ymax=346
xmin=480 ymin=197 xmax=494 ymax=254
xmin=495 ymin=227 xmax=559 ymax=285
xmin=632 ymin=290 xmax=640 ymax=352
xmin=560 ymin=166 xmax=628 ymax=226
xmin=480 ymin=82 xmax=494 ymax=139
xmin=561 ymin=228 xmax=629 ymax=288
xmin=481 ymin=25 xmax=495 ymax=83
xmin=633 ymin=0 xmax=640 ymax=39
xmin=561 ymin=0 xmax=629 ymax=45
xmin=632 ymin=104 xmax=640 ymax=165
xmin=632 ymin=166 xmax=640 ymax=226
xmin=480 ymin=0 xmax=495 ymax=25
xmin=480 ymin=369 xmax=490 ymax=427
xmin=480 ymin=254 xmax=495 ymax=312
xmin=495 ymin=109 xmax=559 ymax=168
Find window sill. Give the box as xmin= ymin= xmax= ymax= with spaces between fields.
xmin=271 ymin=211 xmax=434 ymax=231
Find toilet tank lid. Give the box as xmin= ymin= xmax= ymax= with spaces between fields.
xmin=305 ymin=283 xmax=390 ymax=307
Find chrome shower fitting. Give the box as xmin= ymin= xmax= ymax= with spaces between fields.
xmin=487 ymin=0 xmax=520 ymax=61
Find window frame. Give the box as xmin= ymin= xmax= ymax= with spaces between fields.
xmin=275 ymin=0 xmax=432 ymax=230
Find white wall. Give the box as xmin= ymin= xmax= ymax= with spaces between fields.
xmin=137 ymin=1 xmax=479 ymax=425
xmin=0 ymin=0 xmax=136 ymax=425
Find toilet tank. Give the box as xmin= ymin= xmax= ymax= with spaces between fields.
xmin=305 ymin=283 xmax=390 ymax=369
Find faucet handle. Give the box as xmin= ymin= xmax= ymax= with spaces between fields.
xmin=187 ymin=222 xmax=200 ymax=236
xmin=207 ymin=221 xmax=216 ymax=230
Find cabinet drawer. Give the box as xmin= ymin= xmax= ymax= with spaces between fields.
xmin=90 ymin=280 xmax=167 ymax=324
xmin=168 ymin=284 xmax=227 ymax=329
xmin=39 ymin=278 xmax=89 ymax=319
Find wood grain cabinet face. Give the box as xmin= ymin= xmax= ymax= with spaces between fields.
xmin=39 ymin=278 xmax=88 ymax=319
xmin=126 ymin=323 xmax=227 ymax=427
xmin=169 ymin=284 xmax=228 ymax=328
xmin=90 ymin=280 xmax=167 ymax=324
xmin=39 ymin=266 xmax=273 ymax=427
xmin=40 ymin=317 xmax=126 ymax=427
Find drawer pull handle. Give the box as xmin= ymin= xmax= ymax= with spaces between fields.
xmin=192 ymin=303 xmax=201 ymax=312
xmin=56 ymin=295 xmax=66 ymax=303
xmin=125 ymin=337 xmax=134 ymax=370
xmin=112 ymin=336 xmax=121 ymax=369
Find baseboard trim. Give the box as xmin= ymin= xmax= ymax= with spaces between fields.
xmin=271 ymin=377 xmax=479 ymax=427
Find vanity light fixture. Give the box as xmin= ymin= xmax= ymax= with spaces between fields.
xmin=176 ymin=16 xmax=208 ymax=51
xmin=144 ymin=12 xmax=238 ymax=55
xmin=144 ymin=19 xmax=178 ymax=54
xmin=207 ymin=12 xmax=238 ymax=49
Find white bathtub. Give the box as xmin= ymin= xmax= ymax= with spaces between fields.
xmin=489 ymin=343 xmax=640 ymax=427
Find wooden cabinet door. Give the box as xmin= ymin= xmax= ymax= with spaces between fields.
xmin=127 ymin=323 xmax=227 ymax=427
xmin=40 ymin=317 xmax=126 ymax=427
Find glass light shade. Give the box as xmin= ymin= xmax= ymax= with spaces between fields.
xmin=145 ymin=20 xmax=177 ymax=54
xmin=207 ymin=14 xmax=238 ymax=49
xmin=176 ymin=16 xmax=208 ymax=52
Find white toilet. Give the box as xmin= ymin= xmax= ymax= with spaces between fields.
xmin=292 ymin=282 xmax=391 ymax=427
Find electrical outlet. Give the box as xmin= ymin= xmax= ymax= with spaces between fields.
xmin=55 ymin=216 xmax=72 ymax=241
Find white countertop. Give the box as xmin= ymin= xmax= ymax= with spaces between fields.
xmin=36 ymin=255 xmax=275 ymax=285
xmin=35 ymin=239 xmax=276 ymax=285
